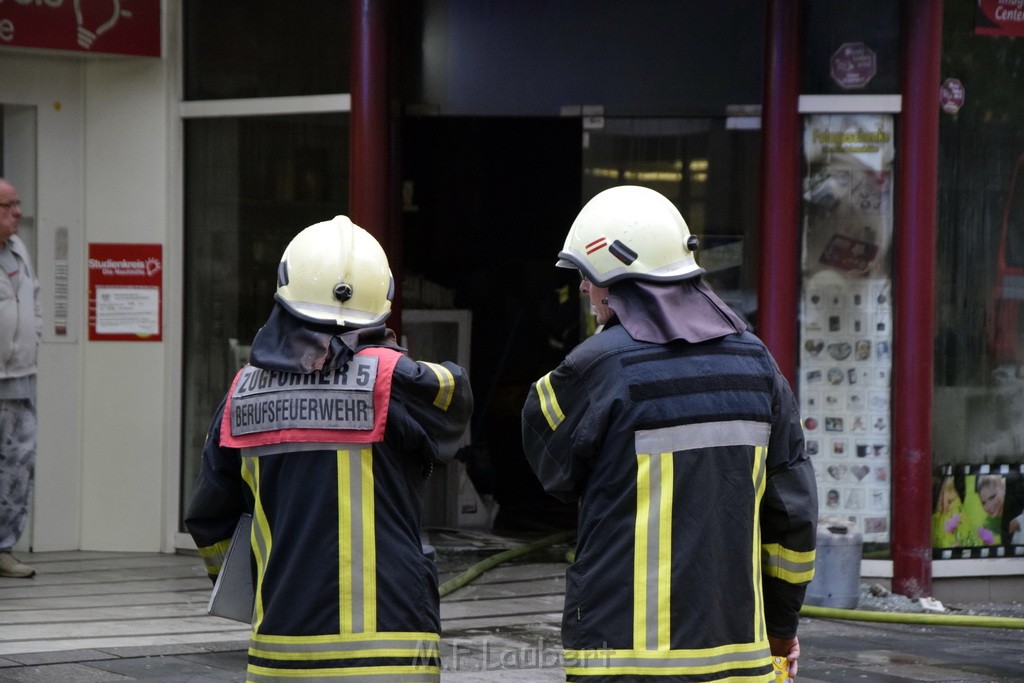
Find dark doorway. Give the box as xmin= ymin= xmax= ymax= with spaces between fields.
xmin=401 ymin=116 xmax=582 ymax=530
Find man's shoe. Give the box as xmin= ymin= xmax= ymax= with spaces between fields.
xmin=0 ymin=550 xmax=35 ymax=578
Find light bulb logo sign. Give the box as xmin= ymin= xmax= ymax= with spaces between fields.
xmin=0 ymin=0 xmax=160 ymax=57
xmin=88 ymin=243 xmax=163 ymax=342
xmin=74 ymin=0 xmax=123 ymax=49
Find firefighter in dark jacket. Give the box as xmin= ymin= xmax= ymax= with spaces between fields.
xmin=522 ymin=186 xmax=817 ymax=682
xmin=186 ymin=216 xmax=473 ymax=682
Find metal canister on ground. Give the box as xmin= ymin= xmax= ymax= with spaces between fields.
xmin=804 ymin=520 xmax=863 ymax=609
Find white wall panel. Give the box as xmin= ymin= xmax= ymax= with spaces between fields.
xmin=80 ymin=57 xmax=170 ymax=551
xmin=0 ymin=54 xmax=86 ymax=551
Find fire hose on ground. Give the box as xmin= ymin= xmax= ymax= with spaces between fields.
xmin=799 ymin=603 xmax=1024 ymax=629
xmin=437 ymin=529 xmax=574 ymax=597
xmin=438 ymin=531 xmax=1024 ymax=629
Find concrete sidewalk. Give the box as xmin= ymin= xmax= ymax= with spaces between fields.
xmin=1 ymin=531 xmax=1022 ymax=681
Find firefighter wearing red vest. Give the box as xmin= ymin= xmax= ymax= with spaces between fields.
xmin=186 ymin=216 xmax=473 ymax=682
xmin=522 ymin=186 xmax=817 ymax=682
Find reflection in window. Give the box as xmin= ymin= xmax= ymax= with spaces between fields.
xmin=581 ymin=118 xmax=761 ymax=329
xmin=933 ymin=2 xmax=1024 ymax=469
xmin=1003 ymin=157 xmax=1024 ymax=271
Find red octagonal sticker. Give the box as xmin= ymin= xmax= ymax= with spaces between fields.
xmin=830 ymin=42 xmax=877 ymax=90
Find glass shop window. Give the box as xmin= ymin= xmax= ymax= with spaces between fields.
xmin=183 ymin=0 xmax=349 ymax=100
xmin=581 ymin=118 xmax=762 ymax=331
xmin=180 ymin=114 xmax=350 ymax=525
xmin=931 ymin=1 xmax=1024 ymax=559
xmin=179 ymin=2 xmax=352 ymax=530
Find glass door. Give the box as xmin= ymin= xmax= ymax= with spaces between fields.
xmin=180 ymin=113 xmax=350 ymax=531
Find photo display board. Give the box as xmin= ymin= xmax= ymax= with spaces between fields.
xmin=799 ymin=113 xmax=894 ymax=543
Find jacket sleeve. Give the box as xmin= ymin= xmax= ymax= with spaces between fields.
xmin=13 ymin=236 xmax=42 ymax=341
xmin=760 ymin=363 xmax=819 ymax=639
xmin=387 ymin=355 xmax=474 ymax=465
xmin=184 ymin=394 xmax=251 ymax=582
xmin=520 ymin=355 xmax=598 ymax=503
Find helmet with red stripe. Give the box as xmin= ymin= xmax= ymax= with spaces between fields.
xmin=556 ymin=185 xmax=703 ymax=286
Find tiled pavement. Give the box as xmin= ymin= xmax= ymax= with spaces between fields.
xmin=1 ymin=533 xmax=1022 ymax=681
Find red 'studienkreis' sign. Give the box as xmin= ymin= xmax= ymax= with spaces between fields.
xmin=0 ymin=0 xmax=160 ymax=57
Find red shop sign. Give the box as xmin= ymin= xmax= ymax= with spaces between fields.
xmin=976 ymin=0 xmax=1024 ymax=37
xmin=88 ymin=243 xmax=162 ymax=342
xmin=0 ymin=0 xmax=160 ymax=57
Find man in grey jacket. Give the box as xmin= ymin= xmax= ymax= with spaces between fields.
xmin=0 ymin=178 xmax=41 ymax=578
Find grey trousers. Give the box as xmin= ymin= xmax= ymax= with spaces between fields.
xmin=0 ymin=398 xmax=36 ymax=549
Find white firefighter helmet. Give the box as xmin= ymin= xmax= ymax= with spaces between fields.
xmin=275 ymin=215 xmax=394 ymax=327
xmin=556 ymin=185 xmax=703 ymax=286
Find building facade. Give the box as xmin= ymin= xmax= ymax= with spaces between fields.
xmin=0 ymin=0 xmax=1021 ymax=597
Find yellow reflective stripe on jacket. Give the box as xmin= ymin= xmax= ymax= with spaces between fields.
xmin=762 ymin=543 xmax=816 ymax=583
xmin=242 ymin=455 xmax=272 ymax=631
xmin=244 ymin=448 xmax=387 ymax=637
xmin=565 ymin=641 xmax=773 ymax=678
xmin=196 ymin=537 xmax=231 ymax=576
xmin=422 ymin=362 xmax=455 ymax=410
xmin=535 ymin=372 xmax=565 ymax=431
xmin=751 ymin=444 xmax=768 ymax=642
xmin=633 ymin=452 xmax=674 ymax=651
xmin=249 ymin=631 xmax=440 ymax=657
xmin=632 ymin=422 xmax=774 ymax=657
xmin=338 ymin=447 xmax=377 ymax=633
xmin=248 ymin=665 xmax=439 ymax=681
xmin=248 ymin=632 xmax=440 ymax=682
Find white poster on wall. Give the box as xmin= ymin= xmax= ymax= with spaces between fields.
xmin=799 ymin=113 xmax=895 ymax=544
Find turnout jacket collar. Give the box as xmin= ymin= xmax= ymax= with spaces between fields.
xmin=606 ymin=277 xmax=746 ymax=345
xmin=249 ymin=303 xmax=402 ymax=374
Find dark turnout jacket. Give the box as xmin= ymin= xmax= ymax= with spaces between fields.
xmin=522 ymin=314 xmax=817 ymax=682
xmin=186 ymin=307 xmax=472 ymax=682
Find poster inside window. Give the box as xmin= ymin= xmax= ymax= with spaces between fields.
xmin=932 ymin=465 xmax=1024 ymax=558
xmin=799 ymin=113 xmax=894 ymax=544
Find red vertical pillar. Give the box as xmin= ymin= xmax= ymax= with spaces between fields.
xmin=892 ymin=0 xmax=942 ymax=598
xmin=758 ymin=0 xmax=801 ymax=385
xmin=350 ymin=0 xmax=401 ymax=330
